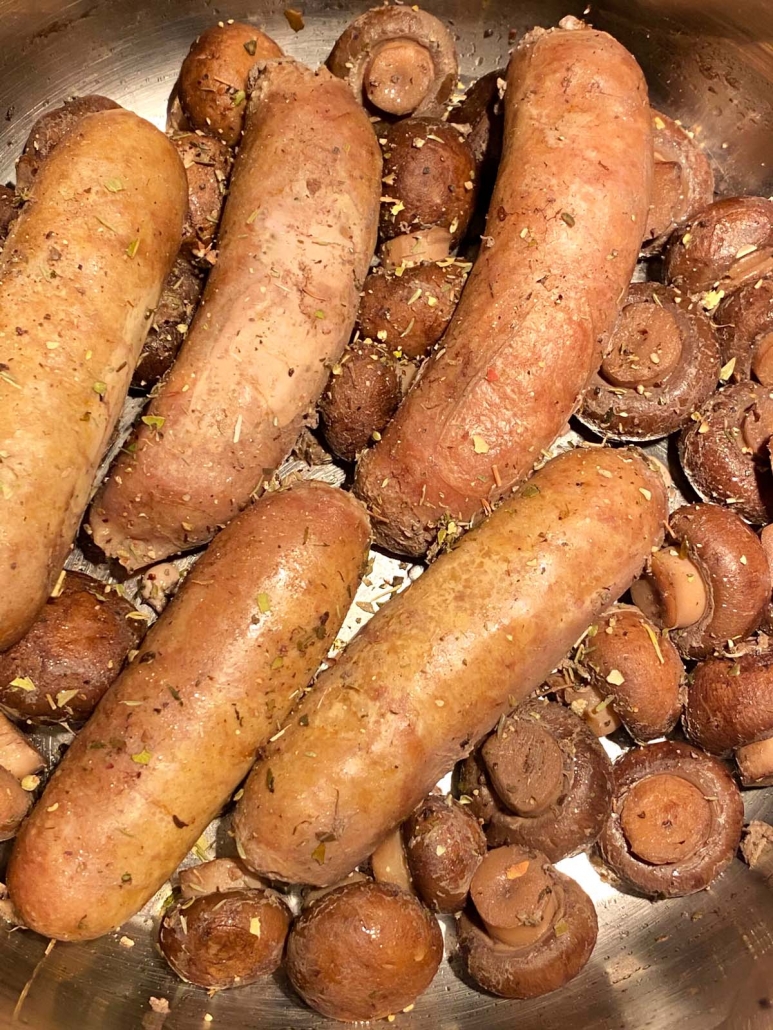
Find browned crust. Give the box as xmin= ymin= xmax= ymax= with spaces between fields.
xmin=685 ymin=652 xmax=773 ymax=755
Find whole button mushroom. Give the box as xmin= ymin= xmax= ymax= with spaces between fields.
xmin=685 ymin=652 xmax=773 ymax=786
xmin=715 ymin=277 xmax=773 ymax=385
xmin=598 ymin=740 xmax=743 ymax=898
xmin=285 ymin=880 xmax=443 ymax=1022
xmin=457 ymin=846 xmax=598 ymax=999
xmin=455 ymin=701 xmax=613 ymax=862
xmin=578 ymin=283 xmax=721 ymax=441
xmin=679 ymin=382 xmax=773 ymax=524
xmin=326 ymin=6 xmax=458 ymax=119
xmin=631 ymin=503 xmax=771 ymax=659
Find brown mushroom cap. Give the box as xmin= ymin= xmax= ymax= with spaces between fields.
xmin=0 ymin=714 xmax=44 ymax=781
xmin=664 ymin=196 xmax=773 ymax=296
xmin=133 ymin=256 xmax=204 ymax=391
xmin=403 ymin=794 xmax=486 ymax=913
xmin=169 ymin=131 xmax=232 ymax=257
xmin=644 ymin=109 xmax=715 ymax=253
xmin=450 ymin=69 xmax=505 ymax=196
xmin=0 ymin=571 xmax=146 ymax=724
xmin=326 ymin=6 xmax=458 ymax=119
xmin=679 ymin=382 xmax=773 ymax=524
xmin=579 ymin=283 xmax=721 ymax=441
xmin=178 ymin=857 xmax=267 ymax=902
xmin=319 ymin=341 xmax=402 ymax=462
xmin=0 ymin=766 xmax=32 ymax=842
xmin=715 ymin=277 xmax=773 ymax=385
xmin=598 ymin=741 xmax=743 ymax=898
xmin=357 ymin=260 xmax=469 ymax=359
xmin=577 ymin=605 xmax=685 ymax=741
xmin=0 ymin=185 xmax=18 ymax=243
xmin=178 ymin=24 xmax=282 ymax=146
xmin=285 ymin=880 xmax=443 ymax=1022
xmin=632 ymin=502 xmax=771 ymax=658
xmin=379 ymin=119 xmax=477 ymax=246
xmin=159 ymin=888 xmax=290 ymax=989
xmin=458 ymin=846 xmax=597 ymax=1000
xmin=463 ymin=701 xmax=613 ymax=862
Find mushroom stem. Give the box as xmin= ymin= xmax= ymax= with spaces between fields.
xmin=481 ymin=720 xmax=565 ymax=816
xmin=370 ymin=827 xmax=414 ymax=893
xmin=630 ymin=547 xmax=708 ymax=630
xmin=600 ymin=301 xmax=683 ymax=388
xmin=619 ymin=773 xmax=712 ymax=865
xmin=735 ymin=737 xmax=773 ymax=786
xmin=364 ymin=40 xmax=434 ymax=116
xmin=380 ymin=227 xmax=452 ymax=271
xmin=562 ymin=683 xmax=623 ymax=737
xmin=471 ymin=849 xmax=559 ymax=949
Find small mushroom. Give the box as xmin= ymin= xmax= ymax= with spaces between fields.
xmin=664 ymin=196 xmax=773 ymax=298
xmin=450 ymin=69 xmax=505 ymax=198
xmin=631 ymin=502 xmax=770 ymax=658
xmin=326 ymin=6 xmax=457 ymax=118
xmin=133 ymin=256 xmax=204 ymax=392
xmin=0 ymin=184 xmax=18 ymax=244
xmin=169 ymin=131 xmax=233 ymax=259
xmin=715 ymin=277 xmax=773 ymax=385
xmin=0 ymin=767 xmax=32 ymax=842
xmin=0 ymin=571 xmax=146 ymax=724
xmin=378 ymin=119 xmax=477 ymax=248
xmin=643 ymin=109 xmax=715 ymax=253
xmin=0 ymin=714 xmax=44 ymax=781
xmin=159 ymin=887 xmax=290 ymax=989
xmin=685 ymin=652 xmax=773 ymax=786
xmin=177 ymin=23 xmax=283 ymax=146
xmin=578 ymin=283 xmax=721 ymax=441
xmin=457 ymin=846 xmax=598 ymax=999
xmin=178 ymin=857 xmax=267 ymax=901
xmin=403 ymin=794 xmax=487 ymax=913
xmin=598 ymin=740 xmax=743 ymax=898
xmin=319 ymin=340 xmax=402 ymax=462
xmin=285 ymin=880 xmax=443 ymax=1022
xmin=370 ymin=826 xmax=414 ymax=894
xmin=679 ymin=381 xmax=773 ymax=524
xmin=455 ymin=700 xmax=613 ymax=862
xmin=357 ymin=259 xmax=469 ymax=359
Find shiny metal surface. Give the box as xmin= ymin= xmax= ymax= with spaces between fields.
xmin=0 ymin=1 xmax=772 ymax=1027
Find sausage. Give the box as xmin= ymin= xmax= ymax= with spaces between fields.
xmin=234 ymin=446 xmax=666 ymax=886
xmin=7 ymin=482 xmax=370 ymax=941
xmin=88 ymin=58 xmax=382 ymax=571
xmin=354 ymin=18 xmax=653 ymax=556
xmin=0 ymin=109 xmax=187 ymax=650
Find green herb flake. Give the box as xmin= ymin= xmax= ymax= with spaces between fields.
xmin=121 ymin=872 xmax=132 ymax=883
xmin=257 ymin=592 xmax=271 ymax=614
xmin=169 ymin=686 xmax=183 ymax=704
xmin=126 ymin=238 xmax=140 ymax=259
xmin=88 ymin=741 xmax=108 ymax=750
xmin=104 ymin=178 xmax=124 ymax=193
xmin=311 ymin=842 xmax=326 ymax=865
xmin=522 ymin=484 xmax=540 ymax=498
xmin=243 ymin=38 xmax=258 ymax=55
xmin=130 ymin=748 xmax=152 ymax=765
xmin=298 ymin=714 xmax=309 ymax=727
xmin=270 ymin=656 xmax=284 ymax=671
xmin=314 ymin=310 xmax=326 ymax=320
xmin=92 ymin=381 xmax=107 ymax=397
xmin=729 ymin=663 xmax=741 ymax=677
xmin=561 ymin=212 xmax=575 ymax=227
xmin=10 ymin=676 xmax=36 ymax=692
xmin=141 ymin=414 xmax=166 ymax=430
xmin=246 ymin=209 xmax=259 ymax=224
xmin=231 ymin=90 xmax=246 ymax=107
xmin=266 ymin=768 xmax=275 ymax=793
xmin=554 ymin=919 xmax=569 ymax=936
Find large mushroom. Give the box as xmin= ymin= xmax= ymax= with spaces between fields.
xmin=715 ymin=277 xmax=773 ymax=385
xmin=326 ymin=6 xmax=457 ymax=119
xmin=679 ymin=381 xmax=773 ymax=524
xmin=455 ymin=700 xmax=613 ymax=862
xmin=684 ymin=652 xmax=773 ymax=786
xmin=578 ymin=283 xmax=721 ymax=441
xmin=598 ymin=741 xmax=743 ymax=898
xmin=457 ymin=846 xmax=598 ymax=999
xmin=631 ymin=502 xmax=770 ymax=659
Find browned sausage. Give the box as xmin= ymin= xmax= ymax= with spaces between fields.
xmin=88 ymin=58 xmax=382 ymax=571
xmin=355 ymin=18 xmax=653 ymax=556
xmin=234 ymin=446 xmax=666 ymax=886
xmin=8 ymin=482 xmax=369 ymax=941
xmin=0 ymin=109 xmax=187 ymax=650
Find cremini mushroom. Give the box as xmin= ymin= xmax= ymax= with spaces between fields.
xmin=169 ymin=131 xmax=232 ymax=259
xmin=0 ymin=714 xmax=44 ymax=841
xmin=0 ymin=767 xmax=32 ymax=843
xmin=450 ymin=69 xmax=505 ymax=198
xmin=715 ymin=277 xmax=773 ymax=385
xmin=326 ymin=6 xmax=457 ymax=118
xmin=133 ymin=256 xmax=204 ymax=391
xmin=579 ymin=283 xmax=721 ymax=440
xmin=178 ymin=857 xmax=267 ymax=901
xmin=457 ymin=846 xmax=598 ymax=999
xmin=455 ymin=700 xmax=613 ymax=862
xmin=0 ymin=714 xmax=44 ymax=782
xmin=679 ymin=381 xmax=773 ymax=524
xmin=631 ymin=502 xmax=771 ymax=658
xmin=598 ymin=740 xmax=743 ymax=898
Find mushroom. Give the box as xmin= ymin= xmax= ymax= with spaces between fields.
xmin=598 ymin=740 xmax=743 ymax=898
xmin=0 ymin=714 xmax=44 ymax=781
xmin=567 ymin=605 xmax=685 ymax=741
xmin=178 ymin=857 xmax=267 ymax=901
xmin=455 ymin=700 xmax=613 ymax=862
xmin=169 ymin=131 xmax=233 ymax=259
xmin=578 ymin=283 xmax=721 ymax=441
xmin=678 ymin=381 xmax=773 ymax=524
xmin=326 ymin=6 xmax=457 ymax=119
xmin=378 ymin=119 xmax=477 ymax=250
xmin=0 ymin=571 xmax=146 ymax=724
xmin=132 ymin=256 xmax=204 ymax=391
xmin=0 ymin=184 xmax=18 ymax=244
xmin=380 ymin=226 xmax=454 ymax=271
xmin=0 ymin=714 xmax=44 ymax=841
xmin=457 ymin=846 xmax=598 ymax=999
xmin=177 ymin=23 xmax=283 ymax=146
xmin=139 ymin=561 xmax=183 ymax=615
xmin=403 ymin=794 xmax=487 ymax=913
xmin=450 ymin=69 xmax=505 ymax=198
xmin=643 ymin=109 xmax=715 ymax=253
xmin=159 ymin=887 xmax=290 ymax=989
xmin=370 ymin=826 xmax=414 ymax=894
xmin=631 ymin=502 xmax=770 ymax=659
xmin=357 ymin=259 xmax=470 ymax=360
xmin=0 ymin=767 xmax=32 ymax=843
xmin=684 ymin=652 xmax=773 ymax=786
xmin=285 ymin=880 xmax=443 ymax=1022
xmin=319 ymin=340 xmax=402 ymax=462
xmin=715 ymin=277 xmax=773 ymax=385
xmin=664 ymin=196 xmax=773 ymax=299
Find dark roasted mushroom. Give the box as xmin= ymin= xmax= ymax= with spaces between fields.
xmin=631 ymin=502 xmax=770 ymax=658
xmin=169 ymin=131 xmax=233 ymax=258
xmin=598 ymin=740 xmax=743 ymax=898
xmin=578 ymin=283 xmax=721 ymax=440
xmin=286 ymin=880 xmax=443 ymax=1022
xmin=326 ymin=6 xmax=457 ymax=118
xmin=457 ymin=846 xmax=597 ymax=999
xmin=0 ymin=184 xmax=18 ymax=243
xmin=685 ymin=652 xmax=773 ymax=786
xmin=178 ymin=857 xmax=267 ymax=901
xmin=715 ymin=277 xmax=773 ymax=385
xmin=450 ymin=69 xmax=505 ymax=198
xmin=679 ymin=381 xmax=773 ymax=524
xmin=455 ymin=700 xmax=613 ymax=862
